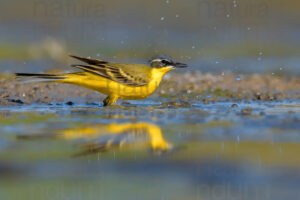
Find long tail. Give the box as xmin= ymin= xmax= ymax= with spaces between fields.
xmin=15 ymin=73 xmax=66 ymax=83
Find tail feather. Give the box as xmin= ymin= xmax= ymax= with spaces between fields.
xmin=15 ymin=73 xmax=66 ymax=83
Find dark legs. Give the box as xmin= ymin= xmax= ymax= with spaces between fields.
xmin=103 ymin=95 xmax=119 ymax=106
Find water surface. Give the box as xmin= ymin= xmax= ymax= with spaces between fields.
xmin=0 ymin=101 xmax=300 ymax=200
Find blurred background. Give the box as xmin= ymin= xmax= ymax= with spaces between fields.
xmin=1 ymin=1 xmax=300 ymax=200
xmin=0 ymin=0 xmax=299 ymax=74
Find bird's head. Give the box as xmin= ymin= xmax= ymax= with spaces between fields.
xmin=149 ymin=55 xmax=187 ymax=73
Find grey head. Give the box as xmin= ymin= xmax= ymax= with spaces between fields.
xmin=149 ymin=54 xmax=188 ymax=68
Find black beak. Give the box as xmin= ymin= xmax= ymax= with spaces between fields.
xmin=174 ymin=62 xmax=188 ymax=68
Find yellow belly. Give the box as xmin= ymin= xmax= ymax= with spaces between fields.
xmin=59 ymin=72 xmax=160 ymax=100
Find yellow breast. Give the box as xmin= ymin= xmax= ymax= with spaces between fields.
xmin=61 ymin=67 xmax=172 ymax=100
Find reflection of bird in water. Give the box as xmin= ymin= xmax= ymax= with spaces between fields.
xmin=59 ymin=122 xmax=173 ymax=156
xmin=17 ymin=122 xmax=173 ymax=156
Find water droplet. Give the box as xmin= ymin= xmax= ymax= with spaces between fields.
xmin=279 ymin=146 xmax=282 ymax=153
xmin=257 ymin=156 xmax=261 ymax=166
xmin=236 ymin=135 xmax=240 ymax=143
xmin=160 ymin=17 xmax=165 ymax=21
xmin=271 ymin=72 xmax=275 ymax=75
xmin=280 ymin=67 xmax=283 ymax=71
xmin=226 ymin=14 xmax=230 ymax=18
xmin=215 ymin=61 xmax=219 ymax=64
xmin=247 ymin=27 xmax=251 ymax=31
xmin=192 ymin=45 xmax=195 ymax=49
xmin=236 ymin=76 xmax=241 ymax=81
xmin=175 ymin=14 xmax=179 ymax=18
xmin=233 ymin=0 xmax=237 ymax=7
xmin=166 ymin=0 xmax=169 ymax=3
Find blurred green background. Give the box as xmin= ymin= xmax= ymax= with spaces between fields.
xmin=0 ymin=0 xmax=299 ymax=74
xmin=1 ymin=2 xmax=300 ymax=199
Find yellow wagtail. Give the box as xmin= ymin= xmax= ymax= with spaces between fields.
xmin=16 ymin=54 xmax=187 ymax=106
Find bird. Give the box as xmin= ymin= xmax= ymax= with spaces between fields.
xmin=15 ymin=54 xmax=188 ymax=106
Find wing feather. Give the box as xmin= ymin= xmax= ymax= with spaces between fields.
xmin=70 ymin=57 xmax=151 ymax=86
xmin=70 ymin=55 xmax=108 ymax=65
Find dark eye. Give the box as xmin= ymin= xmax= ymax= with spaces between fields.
xmin=161 ymin=59 xmax=169 ymax=65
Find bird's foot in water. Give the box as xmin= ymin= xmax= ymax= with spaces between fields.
xmin=103 ymin=95 xmax=119 ymax=107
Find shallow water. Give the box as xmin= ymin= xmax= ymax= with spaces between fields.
xmin=0 ymin=101 xmax=300 ymax=200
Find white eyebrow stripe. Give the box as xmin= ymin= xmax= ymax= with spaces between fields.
xmin=151 ymin=59 xmax=162 ymax=63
